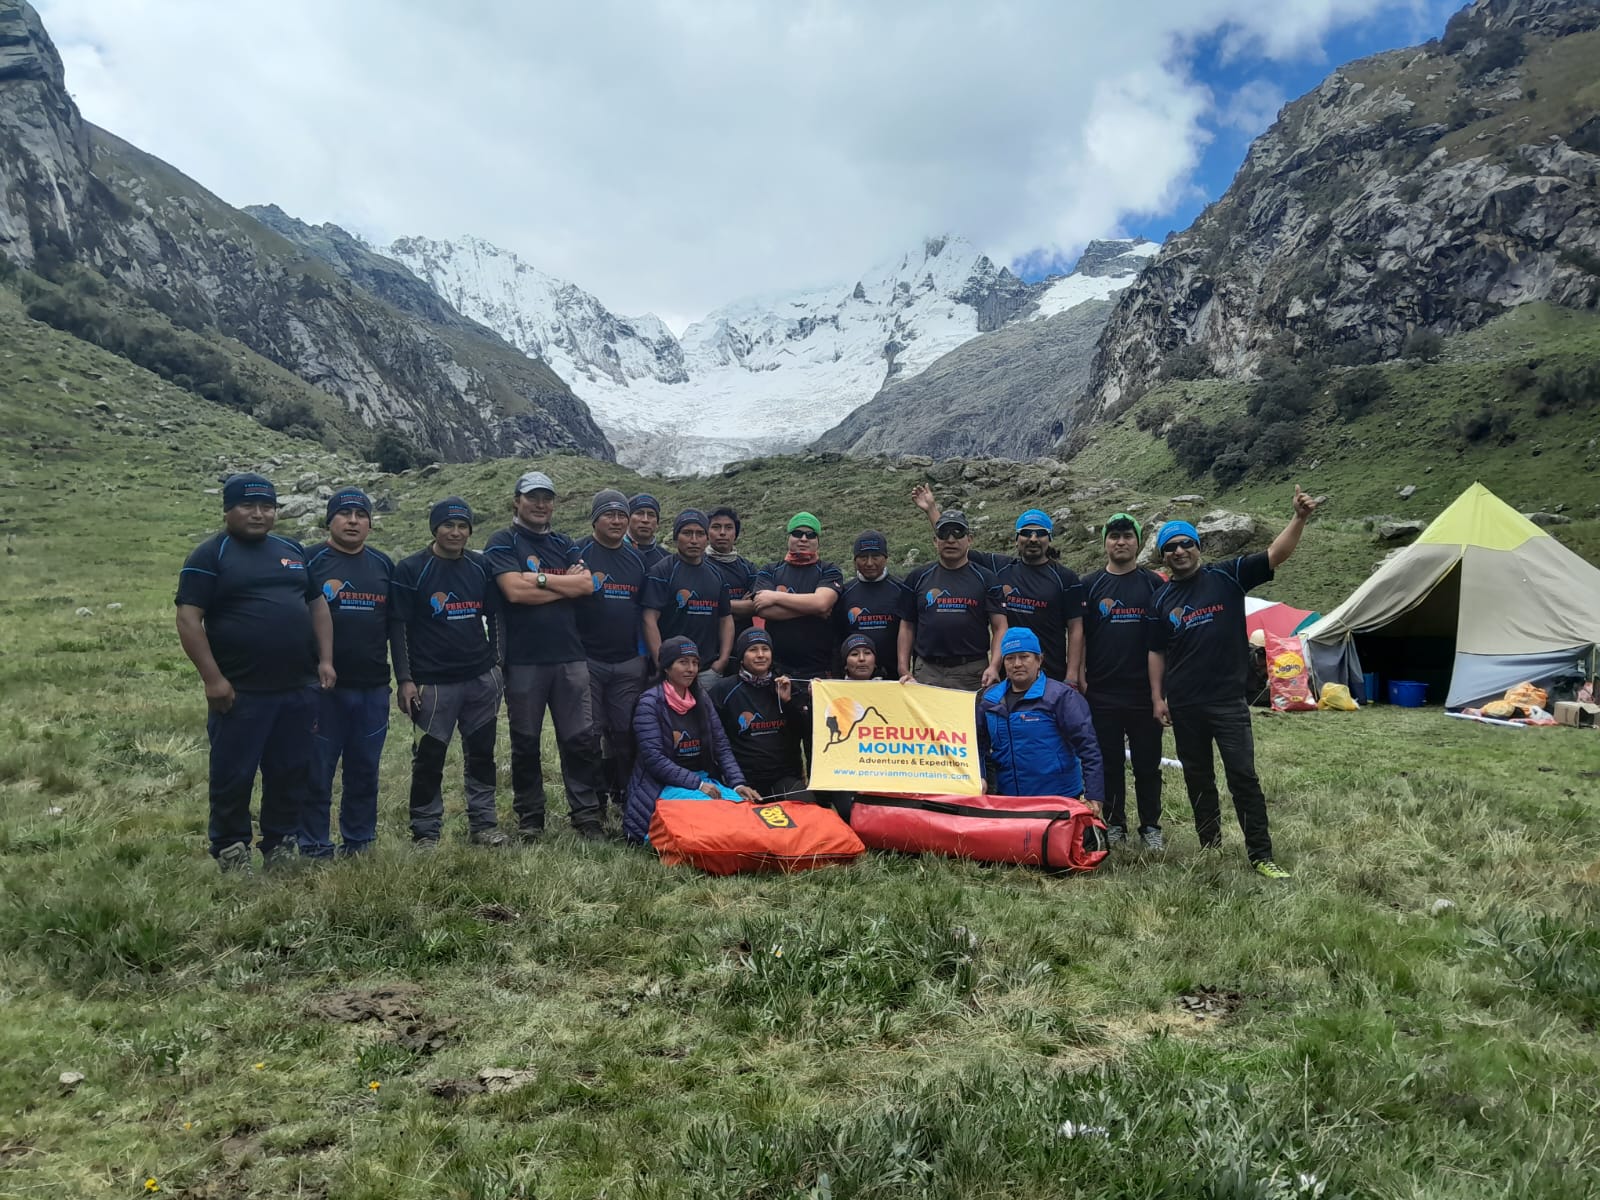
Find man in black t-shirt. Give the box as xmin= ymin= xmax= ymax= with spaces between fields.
xmin=484 ymin=471 xmax=604 ymax=839
xmin=303 ymin=488 xmax=394 ymax=858
xmin=913 ymin=486 xmax=1084 ymax=683
xmin=175 ymin=473 xmax=336 ymax=873
xmin=1082 ymin=512 xmax=1167 ymax=849
xmin=751 ymin=512 xmax=845 ymax=681
xmin=643 ymin=509 xmax=734 ymax=673
xmin=576 ymin=488 xmax=651 ymax=819
xmin=834 ymin=530 xmax=910 ymax=674
xmin=899 ymin=509 xmax=1006 ymax=692
xmin=391 ymin=498 xmax=508 ymax=847
xmin=1147 ymin=488 xmax=1316 ymax=880
xmin=707 ymin=507 xmax=759 ymax=637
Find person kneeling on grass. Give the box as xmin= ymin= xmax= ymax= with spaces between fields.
xmin=976 ymin=627 xmax=1104 ymax=811
xmin=710 ymin=628 xmax=811 ymax=803
xmin=623 ymin=636 xmax=762 ymax=844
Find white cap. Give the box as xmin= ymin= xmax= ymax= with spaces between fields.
xmin=516 ymin=470 xmax=555 ymax=496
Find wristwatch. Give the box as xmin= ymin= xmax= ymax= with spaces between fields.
xmin=535 ymin=572 xmax=548 ymax=589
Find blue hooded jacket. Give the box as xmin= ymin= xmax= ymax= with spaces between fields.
xmin=975 ymin=675 xmax=1105 ymax=800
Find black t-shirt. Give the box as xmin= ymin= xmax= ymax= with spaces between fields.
xmin=643 ymin=556 xmax=732 ymax=663
xmin=176 ymin=532 xmax=319 ymax=691
xmin=305 ymin=541 xmax=395 ymax=689
xmin=1082 ymin=566 xmax=1166 ymax=707
xmin=835 ymin=574 xmax=911 ymax=672
xmin=970 ymin=552 xmax=1085 ymax=681
xmin=391 ymin=548 xmax=499 ymax=685
xmin=662 ymin=698 xmax=715 ymax=774
xmin=902 ymin=560 xmax=1002 ymax=660
xmin=575 ymin=537 xmax=648 ymax=663
xmin=751 ymin=560 xmax=845 ymax=679
xmin=482 ymin=524 xmax=586 ymax=665
xmin=629 ymin=539 xmax=671 ymax=574
xmin=710 ymin=674 xmax=802 ymax=784
xmin=709 ymin=555 xmax=759 ymax=634
xmin=1146 ymin=553 xmax=1274 ymax=705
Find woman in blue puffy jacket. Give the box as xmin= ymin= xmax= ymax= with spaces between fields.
xmin=623 ymin=636 xmax=760 ymax=843
xmin=975 ymin=627 xmax=1104 ymax=810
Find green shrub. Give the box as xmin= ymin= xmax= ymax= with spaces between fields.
xmin=1452 ymin=402 xmax=1511 ymax=445
xmin=1246 ymin=354 xmax=1320 ymax=419
xmin=1403 ymin=329 xmax=1443 ymax=362
xmin=370 ymin=429 xmax=423 ymax=472
xmin=1333 ymin=367 xmax=1392 ymax=419
xmin=1161 ymin=344 xmax=1211 ymax=381
xmin=261 ymin=399 xmax=326 ymax=440
xmin=1251 ymin=420 xmax=1305 ymax=468
xmin=1133 ymin=397 xmax=1176 ymax=433
xmin=1464 ymin=30 xmax=1525 ymax=81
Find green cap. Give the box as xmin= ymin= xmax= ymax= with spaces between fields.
xmin=1104 ymin=512 xmax=1144 ymax=542
xmin=786 ymin=511 xmax=821 ymax=535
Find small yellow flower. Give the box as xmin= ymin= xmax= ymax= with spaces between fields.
xmin=252 ymin=1062 xmax=264 ymax=1071
xmin=182 ymin=1121 xmax=193 ymax=1130
xmin=145 ymin=1179 xmax=161 ymax=1194
xmin=367 ymin=1080 xmax=381 ymax=1091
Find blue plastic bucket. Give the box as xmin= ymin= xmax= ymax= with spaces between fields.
xmin=1388 ymin=680 xmax=1427 ymax=708
xmin=1363 ymin=673 xmax=1380 ymax=703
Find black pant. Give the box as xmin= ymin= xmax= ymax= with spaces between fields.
xmin=205 ymin=687 xmax=316 ymax=857
xmin=1169 ymin=699 xmax=1272 ymax=862
xmin=1090 ymin=702 xmax=1163 ymax=832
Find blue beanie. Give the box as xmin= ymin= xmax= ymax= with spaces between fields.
xmin=733 ymin=627 xmax=772 ymax=662
xmin=429 ymin=497 xmax=474 ymax=533
xmin=1015 ymin=508 xmax=1054 ymax=534
xmin=629 ymin=493 xmax=660 ymax=515
xmin=222 ymin=473 xmax=276 ymax=511
xmin=1000 ymin=627 xmax=1041 ymax=657
xmin=325 ymin=487 xmax=372 ymax=523
xmin=673 ymin=508 xmax=709 ymax=537
xmin=657 ymin=635 xmax=701 ymax=670
xmin=1156 ymin=520 xmax=1200 ymax=551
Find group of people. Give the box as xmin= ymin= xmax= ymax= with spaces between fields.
xmin=175 ymin=467 xmax=1318 ymax=879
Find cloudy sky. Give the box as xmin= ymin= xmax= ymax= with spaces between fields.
xmin=38 ymin=0 xmax=1454 ymax=330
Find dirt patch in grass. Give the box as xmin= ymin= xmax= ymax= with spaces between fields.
xmin=307 ymin=984 xmax=457 ymax=1055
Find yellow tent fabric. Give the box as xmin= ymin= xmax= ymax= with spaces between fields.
xmin=1416 ymin=481 xmax=1548 ymax=552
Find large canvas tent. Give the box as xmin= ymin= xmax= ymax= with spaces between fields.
xmin=1303 ymin=483 xmax=1600 ymax=708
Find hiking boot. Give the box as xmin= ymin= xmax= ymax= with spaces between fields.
xmin=413 ymin=836 xmax=441 ymax=853
xmin=512 ymin=825 xmax=544 ymax=845
xmin=262 ymin=843 xmax=299 ymax=872
xmin=216 ymin=842 xmax=253 ymax=875
xmin=469 ymin=828 xmax=510 ymax=848
xmin=573 ymin=824 xmax=606 ymax=842
xmin=1106 ymin=825 xmax=1127 ymax=846
xmin=1140 ymin=827 xmax=1166 ymax=852
xmin=1253 ymin=859 xmax=1292 ymax=880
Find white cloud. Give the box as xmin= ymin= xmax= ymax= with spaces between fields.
xmin=37 ymin=0 xmax=1427 ymax=321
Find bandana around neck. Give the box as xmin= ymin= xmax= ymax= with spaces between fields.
xmin=785 ymin=548 xmax=818 ymax=567
xmin=707 ymin=549 xmax=743 ymax=565
xmin=664 ymin=681 xmax=696 ymax=714
xmin=738 ymin=667 xmax=774 ymax=687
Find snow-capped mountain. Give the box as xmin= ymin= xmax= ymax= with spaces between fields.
xmin=385 ymin=232 xmax=1153 ymax=475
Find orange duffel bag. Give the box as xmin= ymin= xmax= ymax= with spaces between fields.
xmin=850 ymin=793 xmax=1109 ymax=872
xmin=648 ymin=797 xmax=865 ymax=875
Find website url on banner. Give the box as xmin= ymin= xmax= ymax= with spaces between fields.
xmin=826 ymin=768 xmax=965 ymax=780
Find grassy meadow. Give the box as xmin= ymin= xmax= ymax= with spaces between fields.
xmin=3 ymin=290 xmax=1600 ymax=1198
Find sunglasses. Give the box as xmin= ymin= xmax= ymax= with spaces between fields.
xmin=1162 ymin=539 xmax=1198 ymax=552
xmin=1017 ymin=528 xmax=1051 ymax=539
xmin=789 ymin=529 xmax=818 ymax=540
xmin=935 ymin=529 xmax=969 ymax=540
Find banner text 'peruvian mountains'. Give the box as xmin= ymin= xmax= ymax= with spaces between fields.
xmin=809 ymin=680 xmax=982 ymax=795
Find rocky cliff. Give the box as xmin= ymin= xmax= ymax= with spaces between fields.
xmin=1078 ymin=0 xmax=1600 ymax=421
xmin=813 ymin=240 xmax=1155 ymax=459
xmin=0 ymin=1 xmax=612 ymax=463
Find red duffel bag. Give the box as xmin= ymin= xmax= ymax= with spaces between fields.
xmin=849 ymin=793 xmax=1109 ymax=872
xmin=649 ymin=798 xmax=865 ymax=875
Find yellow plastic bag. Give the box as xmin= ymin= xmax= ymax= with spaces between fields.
xmin=1504 ymin=682 xmax=1548 ymax=709
xmin=1318 ymin=683 xmax=1358 ymax=711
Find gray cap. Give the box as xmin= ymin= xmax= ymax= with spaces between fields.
xmin=935 ymin=509 xmax=971 ymax=535
xmin=591 ymin=488 xmax=630 ymax=522
xmin=516 ymin=470 xmax=555 ymax=496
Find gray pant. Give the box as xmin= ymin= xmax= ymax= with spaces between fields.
xmin=588 ymin=656 xmax=649 ymax=802
xmin=914 ymin=657 xmax=988 ymax=692
xmin=506 ymin=661 xmax=604 ymax=830
xmin=408 ymin=668 xmax=502 ymax=840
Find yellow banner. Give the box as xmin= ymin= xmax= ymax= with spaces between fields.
xmin=809 ymin=679 xmax=982 ymax=795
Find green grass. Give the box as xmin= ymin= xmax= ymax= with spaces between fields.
xmin=3 ymin=275 xmax=1600 ymax=1198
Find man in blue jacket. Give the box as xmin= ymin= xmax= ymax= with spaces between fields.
xmin=975 ymin=627 xmax=1103 ymax=808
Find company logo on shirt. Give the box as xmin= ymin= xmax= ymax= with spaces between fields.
xmin=670 ymin=729 xmax=702 ymax=757
xmin=674 ymin=587 xmax=720 ymax=616
xmin=1097 ymin=596 xmax=1144 ymax=622
xmin=923 ymin=588 xmax=976 ymax=613
xmin=737 ymin=709 xmax=786 ymax=735
xmin=999 ymin=584 xmax=1046 ymax=614
xmin=429 ymin=590 xmax=483 ymax=621
xmin=324 ymin=578 xmax=386 ymax=612
xmin=525 ymin=553 xmax=541 ymax=571
xmin=594 ymin=572 xmax=637 ymax=601
xmin=848 ymin=606 xmax=893 ymax=631
xmin=1168 ymin=602 xmax=1223 ymax=632
xmin=280 ymin=557 xmax=305 ymax=571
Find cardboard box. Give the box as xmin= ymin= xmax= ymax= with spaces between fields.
xmin=1554 ymin=700 xmax=1599 ymax=728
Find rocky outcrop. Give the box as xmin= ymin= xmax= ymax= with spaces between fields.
xmin=1077 ymin=0 xmax=1600 ymax=422
xmin=0 ymin=1 xmax=612 ymax=463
